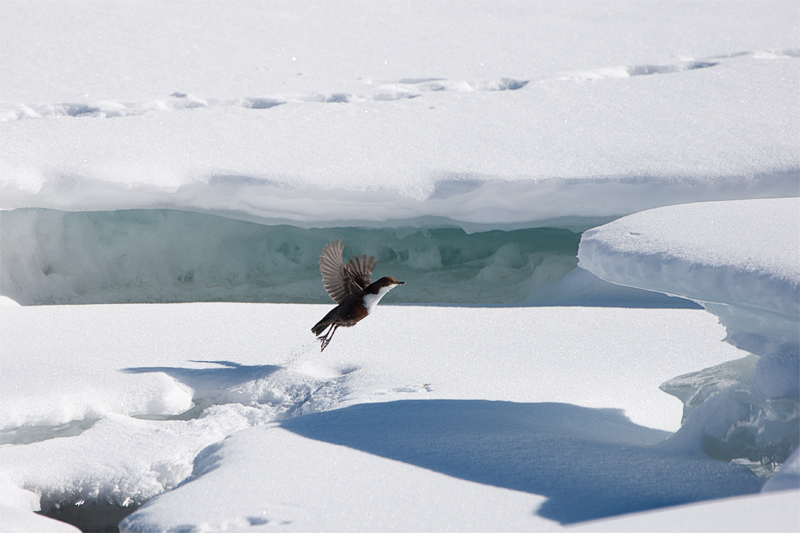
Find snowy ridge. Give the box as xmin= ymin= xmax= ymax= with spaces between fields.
xmin=3 ymin=34 xmax=798 ymax=223
xmin=3 ymin=172 xmax=797 ymax=232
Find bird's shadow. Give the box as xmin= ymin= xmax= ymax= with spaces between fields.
xmin=121 ymin=360 xmax=282 ymax=397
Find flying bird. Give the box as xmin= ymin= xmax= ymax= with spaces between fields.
xmin=312 ymin=239 xmax=405 ymax=351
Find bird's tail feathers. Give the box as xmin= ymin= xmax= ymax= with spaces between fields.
xmin=311 ymin=318 xmax=330 ymax=336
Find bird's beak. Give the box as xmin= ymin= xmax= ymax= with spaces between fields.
xmin=397 ymin=281 xmax=406 ymax=285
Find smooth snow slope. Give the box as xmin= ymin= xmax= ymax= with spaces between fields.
xmin=570 ymin=490 xmax=799 ymax=533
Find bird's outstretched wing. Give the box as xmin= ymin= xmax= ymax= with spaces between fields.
xmin=319 ymin=239 xmax=378 ymax=304
xmin=346 ymin=252 xmax=378 ymax=292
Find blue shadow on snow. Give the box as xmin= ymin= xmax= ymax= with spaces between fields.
xmin=281 ymin=400 xmax=763 ymax=524
xmin=122 ymin=360 xmax=281 ymax=395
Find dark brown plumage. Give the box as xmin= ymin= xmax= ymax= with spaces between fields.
xmin=312 ymin=239 xmax=404 ymax=351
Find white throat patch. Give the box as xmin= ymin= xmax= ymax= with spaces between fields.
xmin=363 ymin=285 xmax=396 ymax=314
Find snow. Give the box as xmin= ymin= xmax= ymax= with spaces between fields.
xmin=119 ymin=426 xmax=555 ymax=532
xmin=119 ymin=415 xmax=759 ymax=532
xmin=1 ymin=470 xmax=78 ymax=532
xmin=578 ymin=198 xmax=800 ymax=322
xmin=569 ymin=490 xmax=800 ymax=533
xmin=578 ymin=198 xmax=799 ymax=465
xmin=0 ymin=505 xmax=80 ymax=533
xmin=763 ymin=448 xmax=800 ymax=493
xmin=577 ymin=197 xmax=799 ymax=360
xmin=0 ymin=304 xmax=749 ymax=435
xmin=1 ymin=0 xmax=799 ymax=530
xmin=0 ymin=303 xmax=764 ymax=531
xmin=1 ymin=2 xmax=798 ymax=229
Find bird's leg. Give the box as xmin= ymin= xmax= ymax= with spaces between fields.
xmin=318 ymin=324 xmax=338 ymax=352
xmin=316 ymin=323 xmax=334 ymax=343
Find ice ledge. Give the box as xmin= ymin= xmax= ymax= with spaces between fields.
xmin=577 ymin=198 xmax=799 ymax=467
xmin=577 ymin=197 xmax=800 ymax=356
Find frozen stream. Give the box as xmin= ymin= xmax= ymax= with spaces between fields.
xmin=1 ymin=208 xmax=689 ymax=308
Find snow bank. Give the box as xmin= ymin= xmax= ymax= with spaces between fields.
xmin=119 ymin=426 xmax=555 ymax=532
xmin=0 ymin=505 xmax=80 ymax=533
xmin=578 ymin=199 xmax=800 ymax=331
xmin=2 ymin=1 xmax=798 ymax=308
xmin=2 ymin=2 xmax=798 ymax=228
xmin=577 ymin=197 xmax=799 ymax=358
xmin=578 ymin=198 xmax=800 ymax=464
xmin=1 ymin=472 xmax=79 ymax=532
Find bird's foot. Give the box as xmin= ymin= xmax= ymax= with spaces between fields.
xmin=317 ymin=335 xmax=331 ymax=352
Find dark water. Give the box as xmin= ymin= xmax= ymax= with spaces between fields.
xmin=39 ymin=501 xmax=139 ymax=533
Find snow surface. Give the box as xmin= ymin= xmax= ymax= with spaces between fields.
xmin=2 ymin=0 xmax=799 ymax=530
xmin=0 ymin=505 xmax=80 ymax=533
xmin=0 ymin=304 xmax=748 ymax=436
xmin=578 ymin=197 xmax=799 ymax=360
xmin=2 ymin=1 xmax=798 ymax=229
xmin=578 ymin=198 xmax=800 ymax=323
xmin=579 ymin=198 xmax=799 ymax=465
xmin=763 ymin=448 xmax=800 ymax=493
xmin=0 ymin=303 xmax=765 ymax=531
xmin=569 ymin=490 xmax=799 ymax=533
